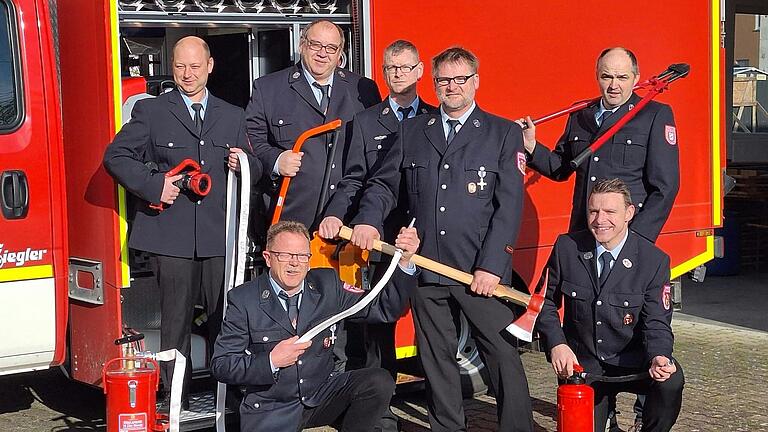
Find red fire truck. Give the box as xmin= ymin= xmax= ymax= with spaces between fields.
xmin=0 ymin=0 xmax=725 ymax=425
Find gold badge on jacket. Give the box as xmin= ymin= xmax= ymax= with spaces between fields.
xmin=623 ymin=313 xmax=634 ymax=325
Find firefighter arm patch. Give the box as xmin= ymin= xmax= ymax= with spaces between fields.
xmin=664 ymin=125 xmax=677 ymax=145
xmin=342 ymin=282 xmax=364 ymax=294
xmin=662 ymin=283 xmax=671 ymax=310
xmin=516 ymin=151 xmax=527 ymax=175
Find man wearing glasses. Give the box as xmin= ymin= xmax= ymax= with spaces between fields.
xmin=211 ymin=220 xmax=419 ymax=432
xmin=245 ymin=19 xmax=381 ymax=234
xmin=348 ymin=47 xmax=534 ymax=431
xmin=318 ymin=39 xmax=435 ymax=431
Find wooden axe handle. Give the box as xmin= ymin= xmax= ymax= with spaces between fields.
xmin=337 ymin=226 xmax=530 ymax=307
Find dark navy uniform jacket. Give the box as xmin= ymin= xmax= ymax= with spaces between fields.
xmin=245 ymin=63 xmax=381 ymax=229
xmin=103 ymin=90 xmax=260 ymax=258
xmin=535 ymin=230 xmax=674 ymax=373
xmin=211 ymin=267 xmax=415 ymax=431
xmin=351 ymin=106 xmax=526 ymax=285
xmin=528 ymin=93 xmax=679 ymax=242
xmin=324 ymin=98 xmax=436 ymax=240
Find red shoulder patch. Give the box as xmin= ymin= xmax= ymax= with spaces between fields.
xmin=342 ymin=282 xmax=365 ymax=294
xmin=517 ymin=151 xmax=527 ymax=175
xmin=665 ymin=125 xmax=677 ymax=145
xmin=662 ymin=283 xmax=671 ymax=310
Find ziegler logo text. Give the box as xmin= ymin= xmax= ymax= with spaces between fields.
xmin=0 ymin=244 xmax=49 ymax=268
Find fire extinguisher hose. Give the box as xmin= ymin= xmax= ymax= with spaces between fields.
xmin=214 ymin=151 xmax=253 ymax=432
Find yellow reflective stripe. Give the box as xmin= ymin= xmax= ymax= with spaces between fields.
xmin=0 ymin=265 xmax=54 ymax=282
xmin=109 ymin=0 xmax=131 ymax=288
xmin=670 ymin=235 xmax=714 ymax=280
xmin=711 ymin=0 xmax=722 ymax=227
xmin=395 ymin=345 xmax=417 ymax=359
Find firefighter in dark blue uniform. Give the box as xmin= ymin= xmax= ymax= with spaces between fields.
xmin=348 ymin=47 xmax=534 ymax=432
xmin=245 ymin=19 xmax=381 ymax=233
xmin=535 ymin=179 xmax=684 ymax=432
xmin=519 ymin=47 xmax=679 ymax=243
xmin=211 ymin=221 xmax=419 ymax=432
xmin=318 ymin=39 xmax=435 ymax=432
xmin=103 ymin=36 xmax=262 ymax=407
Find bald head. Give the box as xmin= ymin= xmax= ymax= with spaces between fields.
xmin=172 ymin=36 xmax=213 ymax=102
xmin=595 ymin=47 xmax=639 ymax=109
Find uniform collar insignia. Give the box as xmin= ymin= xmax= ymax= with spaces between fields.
xmin=382 ymin=107 xmax=390 ymax=115
xmin=583 ymin=251 xmax=593 ymax=260
xmin=261 ymin=290 xmax=270 ymax=299
xmin=427 ymin=117 xmax=436 ymax=126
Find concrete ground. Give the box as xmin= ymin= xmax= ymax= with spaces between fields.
xmin=1 ymin=271 xmax=766 ymax=431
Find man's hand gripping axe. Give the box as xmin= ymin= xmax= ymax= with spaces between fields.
xmin=337 ymin=226 xmax=546 ymax=342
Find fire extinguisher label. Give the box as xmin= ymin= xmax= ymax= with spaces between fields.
xmin=118 ymin=413 xmax=148 ymax=432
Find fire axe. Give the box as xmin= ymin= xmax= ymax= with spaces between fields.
xmin=337 ymin=226 xmax=546 ymax=342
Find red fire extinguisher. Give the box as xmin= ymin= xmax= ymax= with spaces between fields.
xmin=103 ymin=334 xmax=164 ymax=432
xmin=557 ymin=363 xmax=594 ymax=432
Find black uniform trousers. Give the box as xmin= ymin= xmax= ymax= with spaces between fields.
xmin=411 ymin=284 xmax=533 ymax=432
xmin=592 ymin=361 xmax=684 ymax=432
xmin=300 ymin=368 xmax=395 ymax=432
xmin=151 ymin=254 xmax=225 ymax=395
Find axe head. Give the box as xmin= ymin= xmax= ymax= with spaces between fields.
xmin=505 ymin=270 xmax=548 ymax=342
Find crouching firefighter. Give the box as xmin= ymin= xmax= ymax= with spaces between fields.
xmin=211 ymin=221 xmax=420 ymax=431
xmin=535 ymin=178 xmax=684 ymax=432
xmin=103 ymin=36 xmax=262 ymax=410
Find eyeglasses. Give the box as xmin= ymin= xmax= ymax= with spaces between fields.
xmin=268 ymin=251 xmax=312 ymax=263
xmin=383 ymin=63 xmax=420 ymax=74
xmin=304 ymin=38 xmax=341 ymax=55
xmin=434 ymin=74 xmax=476 ymax=86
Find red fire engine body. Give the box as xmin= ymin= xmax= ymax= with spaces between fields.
xmin=0 ymin=0 xmax=724 ymax=412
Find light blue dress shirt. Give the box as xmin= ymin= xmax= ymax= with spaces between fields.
xmin=388 ymin=96 xmax=419 ymax=121
xmin=594 ymin=99 xmax=620 ymax=127
xmin=595 ymin=229 xmax=629 ymax=277
xmin=179 ymin=88 xmax=209 ymax=121
xmin=440 ymin=102 xmax=477 ymax=140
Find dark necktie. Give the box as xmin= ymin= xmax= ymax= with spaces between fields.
xmin=446 ymin=119 xmax=460 ymax=144
xmin=397 ymin=106 xmax=413 ymax=121
xmin=597 ymin=110 xmax=613 ymax=127
xmin=313 ymin=82 xmax=330 ymax=114
xmin=278 ymin=291 xmax=300 ymax=328
xmin=598 ymin=251 xmax=613 ymax=286
xmin=191 ymin=103 xmax=203 ymax=137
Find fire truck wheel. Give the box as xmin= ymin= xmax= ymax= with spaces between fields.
xmin=456 ymin=312 xmax=490 ymax=397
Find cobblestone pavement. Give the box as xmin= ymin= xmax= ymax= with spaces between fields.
xmin=309 ymin=315 xmax=768 ymax=432
xmin=1 ymin=315 xmax=766 ymax=432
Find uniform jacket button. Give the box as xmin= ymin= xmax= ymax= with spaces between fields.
xmin=571 ymin=291 xmax=577 ymax=297
xmin=200 ymin=140 xmax=204 ymax=145
xmin=439 ymin=230 xmax=446 ymax=235
xmin=593 ymin=156 xmax=599 ymax=162
xmin=254 ymin=403 xmax=260 ymax=408
xmin=590 ymin=176 xmax=596 ymax=181
xmin=441 ymin=184 xmax=447 ymax=190
xmin=623 ymin=301 xmax=629 ymax=307
xmin=278 ymin=119 xmax=284 ymax=125
xmin=262 ymin=336 xmax=269 ymax=342
xmin=443 ymin=164 xmax=449 ymax=169
xmin=596 ymin=300 xmax=603 ymax=306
